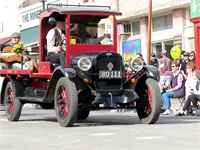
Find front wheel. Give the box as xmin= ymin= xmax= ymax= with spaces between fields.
xmin=54 ymin=77 xmax=78 ymax=127
xmin=137 ymin=78 xmax=161 ymax=124
xmin=77 ymin=110 xmax=90 ymax=120
xmin=4 ymin=81 xmax=22 ymax=121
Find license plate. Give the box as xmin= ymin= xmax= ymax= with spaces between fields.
xmin=99 ymin=70 xmax=122 ymax=79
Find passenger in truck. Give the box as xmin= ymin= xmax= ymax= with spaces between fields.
xmin=81 ymin=23 xmax=110 ymax=44
xmin=45 ymin=17 xmax=66 ymax=67
xmin=0 ymin=32 xmax=38 ymax=71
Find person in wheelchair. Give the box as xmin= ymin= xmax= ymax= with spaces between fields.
xmin=45 ymin=16 xmax=66 ymax=67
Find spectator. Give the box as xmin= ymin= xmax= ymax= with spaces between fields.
xmin=150 ymin=53 xmax=158 ymax=68
xmin=185 ymin=62 xmax=196 ymax=99
xmin=175 ymin=70 xmax=200 ymax=116
xmin=124 ymin=58 xmax=132 ymax=74
xmin=183 ymin=52 xmax=190 ymax=64
xmin=176 ymin=52 xmax=187 ymax=74
xmin=158 ymin=50 xmax=172 ymax=90
xmin=161 ymin=61 xmax=185 ymax=115
xmin=158 ymin=50 xmax=172 ymax=75
xmin=136 ymin=53 xmax=146 ymax=65
xmin=189 ymin=51 xmax=196 ymax=63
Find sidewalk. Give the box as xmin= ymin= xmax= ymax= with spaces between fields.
xmin=170 ymin=98 xmax=183 ymax=112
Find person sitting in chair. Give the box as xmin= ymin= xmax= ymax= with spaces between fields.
xmin=161 ymin=61 xmax=185 ymax=115
xmin=175 ymin=70 xmax=200 ymax=116
xmin=45 ymin=16 xmax=66 ymax=67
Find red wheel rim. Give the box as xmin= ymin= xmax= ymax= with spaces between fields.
xmin=58 ymin=86 xmax=69 ymax=117
xmin=7 ymin=88 xmax=14 ymax=113
xmin=145 ymin=88 xmax=152 ymax=114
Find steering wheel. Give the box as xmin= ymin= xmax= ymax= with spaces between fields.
xmin=58 ymin=36 xmax=82 ymax=46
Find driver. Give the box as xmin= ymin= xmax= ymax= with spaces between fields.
xmin=45 ymin=16 xmax=66 ymax=67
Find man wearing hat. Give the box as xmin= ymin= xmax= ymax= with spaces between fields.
xmin=82 ymin=23 xmax=110 ymax=44
xmin=150 ymin=53 xmax=158 ymax=68
xmin=0 ymin=32 xmax=21 ymax=51
xmin=45 ymin=16 xmax=66 ymax=67
xmin=0 ymin=32 xmax=37 ymax=71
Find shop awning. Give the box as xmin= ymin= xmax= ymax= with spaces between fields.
xmin=0 ymin=36 xmax=11 ymax=44
xmin=21 ymin=26 xmax=39 ymax=46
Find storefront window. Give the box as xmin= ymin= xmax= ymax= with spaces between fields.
xmin=151 ymin=40 xmax=173 ymax=59
xmin=188 ymin=38 xmax=194 ymax=52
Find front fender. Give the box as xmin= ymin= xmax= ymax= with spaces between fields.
xmin=44 ymin=66 xmax=76 ymax=102
xmin=124 ymin=66 xmax=159 ymax=90
xmin=144 ymin=65 xmax=159 ymax=80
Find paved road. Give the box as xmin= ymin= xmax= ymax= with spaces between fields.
xmin=0 ymin=107 xmax=200 ymax=150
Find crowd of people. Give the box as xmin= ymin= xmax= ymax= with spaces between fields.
xmin=123 ymin=49 xmax=199 ymax=116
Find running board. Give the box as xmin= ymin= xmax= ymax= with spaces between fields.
xmin=17 ymin=96 xmax=44 ymax=103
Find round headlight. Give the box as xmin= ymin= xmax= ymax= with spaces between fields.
xmin=130 ymin=58 xmax=143 ymax=72
xmin=77 ymin=57 xmax=92 ymax=71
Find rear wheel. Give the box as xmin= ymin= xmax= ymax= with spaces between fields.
xmin=4 ymin=81 xmax=22 ymax=121
xmin=137 ymin=78 xmax=161 ymax=124
xmin=54 ymin=77 xmax=78 ymax=127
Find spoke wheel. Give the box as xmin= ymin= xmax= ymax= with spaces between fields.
xmin=54 ymin=77 xmax=77 ymax=127
xmin=4 ymin=81 xmax=22 ymax=121
xmin=137 ymin=78 xmax=161 ymax=124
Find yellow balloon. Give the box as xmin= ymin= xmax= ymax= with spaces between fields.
xmin=170 ymin=46 xmax=181 ymax=60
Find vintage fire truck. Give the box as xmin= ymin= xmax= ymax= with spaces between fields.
xmin=0 ymin=4 xmax=161 ymax=127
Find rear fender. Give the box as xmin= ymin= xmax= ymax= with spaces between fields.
xmin=0 ymin=77 xmax=24 ymax=104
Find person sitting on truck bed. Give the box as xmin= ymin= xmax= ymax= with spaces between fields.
xmin=45 ymin=17 xmax=66 ymax=67
xmin=0 ymin=32 xmax=38 ymax=71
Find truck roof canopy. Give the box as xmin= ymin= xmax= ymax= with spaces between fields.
xmin=45 ymin=4 xmax=122 ymax=15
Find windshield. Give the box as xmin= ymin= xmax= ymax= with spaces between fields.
xmin=69 ymin=15 xmax=114 ymax=45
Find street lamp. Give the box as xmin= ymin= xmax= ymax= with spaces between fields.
xmin=40 ymin=0 xmax=47 ymax=10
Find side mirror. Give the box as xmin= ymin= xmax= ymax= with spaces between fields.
xmin=48 ymin=17 xmax=56 ymax=25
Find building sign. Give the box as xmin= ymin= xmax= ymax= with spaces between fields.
xmin=190 ymin=0 xmax=200 ymax=18
xmin=173 ymin=34 xmax=182 ymax=49
xmin=122 ymin=39 xmax=141 ymax=63
xmin=21 ymin=2 xmax=62 ymax=23
xmin=22 ymin=9 xmax=42 ymax=23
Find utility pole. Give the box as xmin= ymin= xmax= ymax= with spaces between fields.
xmin=147 ymin=0 xmax=152 ymax=65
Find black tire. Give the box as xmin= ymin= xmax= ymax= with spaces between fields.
xmin=137 ymin=78 xmax=161 ymax=124
xmin=4 ymin=81 xmax=22 ymax=121
xmin=77 ymin=110 xmax=90 ymax=120
xmin=54 ymin=77 xmax=78 ymax=127
xmin=39 ymin=103 xmax=54 ymax=109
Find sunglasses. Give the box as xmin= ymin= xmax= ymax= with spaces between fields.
xmin=184 ymin=55 xmax=189 ymax=57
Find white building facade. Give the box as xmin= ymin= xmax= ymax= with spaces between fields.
xmin=0 ymin=0 xmax=194 ymax=63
